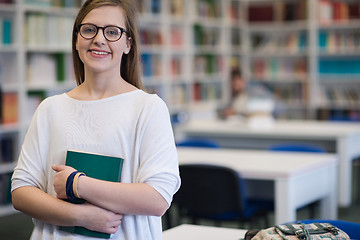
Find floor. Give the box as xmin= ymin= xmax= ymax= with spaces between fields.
xmin=1 ymin=164 xmax=359 ymax=239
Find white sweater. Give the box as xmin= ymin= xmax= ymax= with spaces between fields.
xmin=12 ymin=90 xmax=180 ymax=240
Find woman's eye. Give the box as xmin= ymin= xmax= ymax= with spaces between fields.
xmin=84 ymin=27 xmax=96 ymax=33
xmin=107 ymin=28 xmax=120 ymax=36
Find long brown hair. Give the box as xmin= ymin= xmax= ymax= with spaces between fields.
xmin=72 ymin=0 xmax=144 ymax=90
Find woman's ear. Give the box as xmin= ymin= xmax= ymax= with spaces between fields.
xmin=124 ymin=37 xmax=132 ymax=54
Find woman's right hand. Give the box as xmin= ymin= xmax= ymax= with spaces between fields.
xmin=77 ymin=202 xmax=124 ymax=234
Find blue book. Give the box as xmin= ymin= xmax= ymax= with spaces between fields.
xmin=3 ymin=18 xmax=11 ymax=45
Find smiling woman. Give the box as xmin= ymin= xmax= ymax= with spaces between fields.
xmin=11 ymin=1 xmax=181 ymax=240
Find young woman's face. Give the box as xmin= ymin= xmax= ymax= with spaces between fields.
xmin=76 ymin=6 xmax=131 ymax=76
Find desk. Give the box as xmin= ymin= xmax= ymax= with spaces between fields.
xmin=163 ymin=224 xmax=247 ymax=240
xmin=177 ymin=147 xmax=338 ymax=225
xmin=178 ymin=119 xmax=360 ymax=207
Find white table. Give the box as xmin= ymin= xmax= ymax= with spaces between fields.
xmin=178 ymin=119 xmax=360 ymax=207
xmin=163 ymin=224 xmax=247 ymax=240
xmin=177 ymin=147 xmax=338 ymax=225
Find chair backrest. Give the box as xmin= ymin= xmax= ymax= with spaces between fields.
xmin=176 ymin=138 xmax=220 ymax=148
xmin=269 ymin=143 xmax=325 ymax=153
xmin=174 ymin=164 xmax=245 ymax=219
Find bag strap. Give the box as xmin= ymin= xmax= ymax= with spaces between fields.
xmin=275 ymin=223 xmax=310 ymax=240
xmin=275 ymin=223 xmax=340 ymax=239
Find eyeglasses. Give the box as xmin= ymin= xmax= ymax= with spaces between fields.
xmin=77 ymin=23 xmax=127 ymax=42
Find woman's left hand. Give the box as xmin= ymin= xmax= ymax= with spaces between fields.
xmin=52 ymin=165 xmax=76 ymax=199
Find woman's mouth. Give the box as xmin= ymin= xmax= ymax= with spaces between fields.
xmin=89 ymin=50 xmax=110 ymax=56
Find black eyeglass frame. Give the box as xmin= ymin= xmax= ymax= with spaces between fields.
xmin=77 ymin=23 xmax=128 ymax=42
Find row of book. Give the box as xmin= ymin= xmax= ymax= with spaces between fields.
xmin=317 ymin=108 xmax=360 ymax=122
xmin=228 ymin=1 xmax=241 ymax=23
xmin=318 ymin=0 xmax=360 ymax=25
xmin=139 ymin=26 xmax=185 ymax=48
xmin=0 ymin=17 xmax=12 ymax=46
xmin=23 ymin=0 xmax=82 ymax=8
xmin=251 ymin=32 xmax=307 ymax=54
xmin=270 ymin=83 xmax=304 ymax=105
xmin=194 ymin=54 xmax=224 ymax=76
xmin=193 ymin=82 xmax=221 ymax=102
xmin=170 ymin=0 xmax=184 ymax=17
xmin=319 ymin=31 xmax=360 ymax=54
xmin=135 ymin=0 xmax=161 ymax=15
xmin=319 ymin=59 xmax=360 ymax=74
xmin=25 ymin=14 xmax=73 ymax=48
xmin=248 ymin=1 xmax=307 ymax=23
xmin=195 ymin=0 xmax=222 ymax=19
xmin=251 ymin=58 xmax=307 ymax=80
xmin=193 ymin=24 xmax=221 ymax=46
xmin=170 ymin=57 xmax=182 ymax=77
xmin=322 ymin=86 xmax=360 ymax=106
xmin=141 ymin=54 xmax=162 ymax=78
xmin=139 ymin=28 xmax=163 ymax=46
xmin=231 ymin=28 xmax=241 ymax=47
xmin=170 ymin=84 xmax=187 ymax=106
xmin=27 ymin=53 xmax=74 ymax=86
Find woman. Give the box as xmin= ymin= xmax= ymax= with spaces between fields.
xmin=11 ymin=0 xmax=180 ymax=239
xmin=221 ymin=68 xmax=248 ymax=119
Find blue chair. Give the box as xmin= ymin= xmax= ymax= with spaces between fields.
xmin=291 ymin=220 xmax=360 ymax=239
xmin=163 ymin=138 xmax=220 ymax=229
xmin=269 ymin=143 xmax=325 ymax=153
xmin=176 ymin=138 xmax=220 ymax=148
xmin=172 ymin=164 xmax=271 ymax=228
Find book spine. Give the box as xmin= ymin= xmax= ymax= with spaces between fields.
xmin=1 ymin=92 xmax=18 ymax=125
xmin=1 ymin=137 xmax=14 ymax=163
xmin=2 ymin=18 xmax=12 ymax=45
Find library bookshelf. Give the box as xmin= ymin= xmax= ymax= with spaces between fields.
xmin=1 ymin=0 xmax=360 ymax=217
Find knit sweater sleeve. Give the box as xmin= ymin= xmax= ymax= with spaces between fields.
xmin=11 ymin=98 xmax=52 ymax=192
xmin=135 ymin=95 xmax=181 ymax=206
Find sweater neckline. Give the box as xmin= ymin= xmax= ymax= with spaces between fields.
xmin=63 ymin=89 xmax=142 ymax=103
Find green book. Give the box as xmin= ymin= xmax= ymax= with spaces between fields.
xmin=59 ymin=150 xmax=124 ymax=239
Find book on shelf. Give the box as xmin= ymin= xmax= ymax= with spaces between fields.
xmin=248 ymin=4 xmax=273 ymax=22
xmin=228 ymin=1 xmax=240 ymax=23
xmin=0 ymin=0 xmax=14 ymax=4
xmin=193 ymin=24 xmax=220 ymax=46
xmin=170 ymin=27 xmax=183 ymax=47
xmin=1 ymin=137 xmax=15 ymax=163
xmin=151 ymin=0 xmax=161 ymax=14
xmin=59 ymin=150 xmax=124 ymax=239
xmin=0 ymin=17 xmax=12 ymax=45
xmin=55 ymin=53 xmax=65 ymax=83
xmin=23 ymin=0 xmax=81 ymax=7
xmin=195 ymin=0 xmax=221 ymax=19
xmin=318 ymin=0 xmax=360 ymax=24
xmin=319 ymin=59 xmax=360 ymax=74
xmin=25 ymin=14 xmax=73 ymax=48
xmin=27 ymin=53 xmax=57 ymax=86
xmin=170 ymin=0 xmax=184 ymax=17
xmin=141 ymin=53 xmax=161 ymax=78
xmin=139 ymin=28 xmax=163 ymax=46
xmin=318 ymin=30 xmax=360 ymax=54
xmin=1 ymin=92 xmax=18 ymax=125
